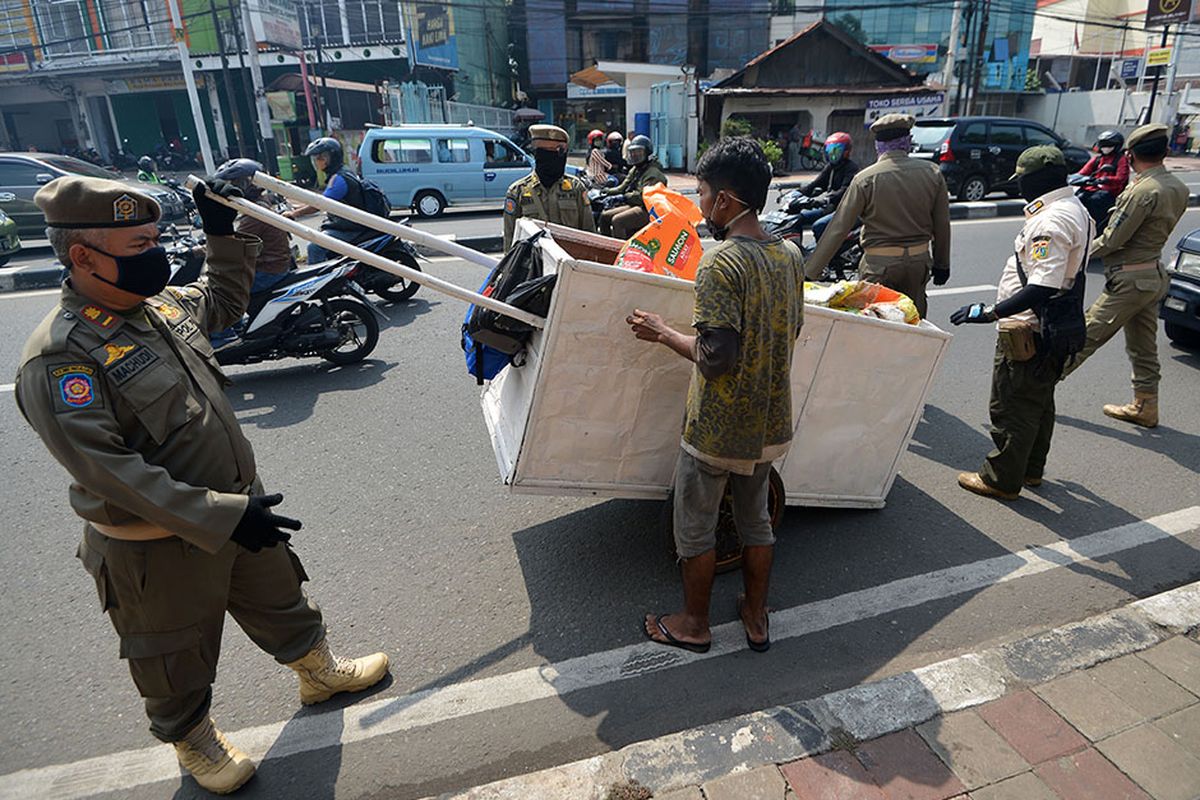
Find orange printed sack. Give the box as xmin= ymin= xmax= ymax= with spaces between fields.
xmin=615 ymin=183 xmax=705 ymax=281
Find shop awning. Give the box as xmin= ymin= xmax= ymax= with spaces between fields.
xmin=266 ymin=73 xmax=381 ymax=95
xmin=570 ymin=65 xmax=614 ymax=90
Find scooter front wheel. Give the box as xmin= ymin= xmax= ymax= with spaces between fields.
xmin=322 ymin=297 xmax=380 ymax=365
xmin=373 ymin=262 xmax=422 ymax=303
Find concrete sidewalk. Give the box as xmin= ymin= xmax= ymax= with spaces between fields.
xmin=433 ymin=581 xmax=1200 ymax=800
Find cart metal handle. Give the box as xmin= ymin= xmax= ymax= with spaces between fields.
xmin=250 ymin=171 xmax=501 ymax=270
xmin=185 ymin=176 xmax=545 ymax=329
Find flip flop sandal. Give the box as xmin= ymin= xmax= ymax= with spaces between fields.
xmin=736 ymin=595 xmax=770 ymax=653
xmin=643 ymin=613 xmax=711 ymax=653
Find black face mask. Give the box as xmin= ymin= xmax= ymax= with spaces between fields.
xmin=1017 ymin=168 xmax=1067 ymax=203
xmin=85 ymin=244 xmax=172 ymax=297
xmin=534 ymin=149 xmax=568 ymax=186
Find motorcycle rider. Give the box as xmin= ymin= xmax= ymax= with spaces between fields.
xmin=586 ymin=129 xmax=612 ymax=184
xmin=795 ymin=132 xmax=860 ymax=242
xmin=599 ymin=135 xmax=668 ymax=239
xmin=1074 ymin=129 xmax=1130 ymax=225
xmin=136 ymin=156 xmax=163 ymax=185
xmin=283 ymin=137 xmax=373 ymax=264
xmin=604 ymin=131 xmax=627 ymax=177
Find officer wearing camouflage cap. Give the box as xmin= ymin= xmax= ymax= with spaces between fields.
xmin=1061 ymin=123 xmax=1190 ymax=428
xmin=805 ymin=113 xmax=952 ymax=318
xmin=503 ymin=124 xmax=594 ymax=250
xmin=950 ymin=145 xmax=1092 ymax=500
xmin=14 ymin=175 xmax=389 ymax=794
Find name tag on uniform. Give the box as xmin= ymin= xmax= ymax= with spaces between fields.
xmin=108 ymin=346 xmax=160 ymax=386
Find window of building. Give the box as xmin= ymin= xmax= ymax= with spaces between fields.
xmin=374 ymin=138 xmax=433 ymax=164
xmin=436 ymin=139 xmax=471 ymax=163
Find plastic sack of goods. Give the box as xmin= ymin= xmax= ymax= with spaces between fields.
xmin=615 ymin=184 xmax=705 ymax=281
xmin=804 ymin=280 xmax=921 ymax=324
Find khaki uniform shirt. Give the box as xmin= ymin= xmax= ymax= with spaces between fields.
xmin=806 ymin=151 xmax=951 ymax=279
xmin=1091 ymin=164 xmax=1190 ymax=268
xmin=995 ymin=187 xmax=1092 ymax=331
xmin=15 ymin=234 xmax=262 ymax=554
xmin=610 ymin=163 xmax=668 ymax=209
xmin=502 ymin=173 xmax=594 ymax=250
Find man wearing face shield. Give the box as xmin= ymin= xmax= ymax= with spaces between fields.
xmin=599 ymin=134 xmax=668 ymax=239
xmin=949 ymin=146 xmax=1092 ymax=500
xmin=284 ymin=137 xmax=371 ymax=264
xmin=502 ymin=124 xmax=593 ymax=251
xmin=15 ymin=176 xmax=390 ymax=795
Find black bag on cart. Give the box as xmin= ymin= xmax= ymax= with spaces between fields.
xmin=462 ymin=231 xmax=556 ymax=384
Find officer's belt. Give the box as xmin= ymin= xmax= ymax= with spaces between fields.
xmin=89 ymin=520 xmax=175 ymax=541
xmin=1109 ymin=260 xmax=1158 ymax=273
xmin=864 ymin=242 xmax=930 ymax=257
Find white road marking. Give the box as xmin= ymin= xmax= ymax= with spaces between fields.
xmin=1 ymin=506 xmax=1197 ymax=799
xmin=0 ymin=383 xmax=13 ymax=393
xmin=0 ymin=287 xmax=59 ymax=301
xmin=929 ymin=284 xmax=997 ymax=297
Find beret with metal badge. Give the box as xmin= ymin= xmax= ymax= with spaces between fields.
xmin=34 ymin=176 xmax=161 ymax=230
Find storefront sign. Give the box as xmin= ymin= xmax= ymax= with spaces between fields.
xmin=267 ymin=91 xmax=297 ymax=122
xmin=1146 ymin=0 xmax=1193 ymax=26
xmin=865 ymin=93 xmax=946 ymax=125
xmin=0 ymin=52 xmax=28 ymax=73
xmin=404 ymin=2 xmax=458 ymax=70
xmin=566 ymin=82 xmax=626 ymax=99
xmin=870 ymin=44 xmax=939 ymax=65
xmin=104 ymin=75 xmax=204 ymax=93
xmin=1147 ymin=47 xmax=1173 ymax=67
xmin=1120 ymin=57 xmax=1142 ymax=78
xmin=251 ymin=0 xmax=301 ymax=50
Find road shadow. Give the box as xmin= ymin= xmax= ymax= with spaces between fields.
xmin=372 ymin=296 xmax=440 ymax=331
xmin=227 ymin=359 xmax=396 ymax=429
xmin=909 ymin=403 xmax=994 ymax=472
xmin=1057 ymin=413 xmax=1200 ymax=474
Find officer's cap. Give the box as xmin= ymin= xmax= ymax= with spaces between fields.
xmin=35 ymin=176 xmax=161 ymax=230
xmin=529 ymin=125 xmax=570 ymax=146
xmin=870 ymin=113 xmax=915 ymax=141
xmin=1009 ymin=145 xmax=1066 ymax=180
xmin=1127 ymin=123 xmax=1169 ymax=151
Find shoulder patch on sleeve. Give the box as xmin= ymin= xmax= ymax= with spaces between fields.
xmin=504 ymin=196 xmax=517 ymax=215
xmin=167 ymin=286 xmax=203 ymax=301
xmin=561 ymin=178 xmax=573 ymax=191
xmin=47 ymin=362 xmax=103 ymax=413
xmin=1030 ymin=235 xmax=1052 ymax=260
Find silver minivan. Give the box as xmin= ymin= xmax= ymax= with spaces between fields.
xmin=359 ymin=125 xmax=534 ymax=218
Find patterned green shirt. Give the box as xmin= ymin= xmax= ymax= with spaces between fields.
xmin=683 ymin=236 xmax=805 ymax=461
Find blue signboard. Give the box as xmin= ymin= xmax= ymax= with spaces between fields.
xmin=405 ymin=2 xmax=459 ymax=70
xmin=1121 ymin=58 xmax=1142 ymax=79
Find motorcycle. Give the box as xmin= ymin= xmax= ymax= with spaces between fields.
xmin=1069 ymin=164 xmax=1117 ymax=227
xmin=210 ymin=261 xmax=386 ymax=367
xmin=166 ymin=227 xmax=207 ymax=285
xmin=588 ymin=187 xmax=627 ymax=228
xmin=760 ymin=189 xmax=861 ymax=281
xmin=312 ymin=229 xmax=423 ymax=303
xmin=163 ymin=177 xmax=203 ymax=229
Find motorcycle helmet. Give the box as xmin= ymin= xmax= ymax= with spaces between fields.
xmin=1095 ymin=129 xmax=1124 ymax=154
xmin=137 ymin=156 xmax=156 ymax=173
xmin=626 ymin=134 xmax=653 ymax=166
xmin=587 ymin=129 xmax=605 ymax=147
xmin=214 ymin=158 xmax=265 ymax=199
xmin=824 ymin=131 xmax=853 ymax=163
xmin=606 ymin=131 xmax=624 ymax=146
xmin=303 ymin=136 xmax=344 ymax=174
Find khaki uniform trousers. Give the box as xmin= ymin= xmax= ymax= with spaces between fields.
xmin=1062 ymin=265 xmax=1169 ymax=393
xmin=981 ymin=341 xmax=1063 ymax=494
xmin=858 ymin=252 xmax=933 ymax=319
xmin=78 ymin=525 xmax=325 ymax=742
xmin=600 ymin=206 xmax=649 ymax=239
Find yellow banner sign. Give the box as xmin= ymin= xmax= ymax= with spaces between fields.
xmin=1147 ymin=47 xmax=1173 ymax=67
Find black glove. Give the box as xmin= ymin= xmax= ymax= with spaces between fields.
xmin=193 ymin=178 xmax=242 ymax=237
xmin=950 ymin=303 xmax=997 ymax=326
xmin=932 ymin=267 xmax=950 ymax=286
xmin=230 ymin=493 xmax=301 ymax=552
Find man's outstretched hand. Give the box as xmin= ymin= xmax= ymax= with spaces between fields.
xmin=231 ymin=493 xmax=301 ymax=552
xmin=627 ymin=309 xmax=672 ymax=343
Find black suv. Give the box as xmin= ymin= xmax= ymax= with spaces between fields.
xmin=910 ymin=117 xmax=1092 ymax=202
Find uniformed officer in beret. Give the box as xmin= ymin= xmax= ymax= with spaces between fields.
xmin=15 ymin=176 xmax=389 ymax=795
xmin=1061 ymin=123 xmax=1190 ymax=428
xmin=805 ymin=113 xmax=952 ymax=319
xmin=503 ymin=124 xmax=593 ymax=250
xmin=949 ymin=146 xmax=1092 ymax=500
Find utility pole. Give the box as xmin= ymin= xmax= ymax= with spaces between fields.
xmin=1145 ymin=24 xmax=1170 ymax=122
xmin=166 ymin=0 xmax=215 ymax=171
xmin=943 ymin=0 xmax=963 ymax=114
xmin=1160 ymin=22 xmax=1186 ymax=125
xmin=968 ymin=0 xmax=991 ymax=115
xmin=225 ymin=0 xmax=264 ymax=162
xmin=238 ymin=0 xmax=279 ymax=172
xmin=955 ymin=0 xmax=977 ymax=115
xmin=208 ymin=0 xmax=247 ymax=157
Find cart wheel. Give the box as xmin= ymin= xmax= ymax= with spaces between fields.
xmin=663 ymin=467 xmax=787 ymax=573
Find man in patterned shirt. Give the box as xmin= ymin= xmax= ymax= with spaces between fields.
xmin=627 ymin=137 xmax=805 ymax=654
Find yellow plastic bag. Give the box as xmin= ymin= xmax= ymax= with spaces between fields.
xmin=615 ymin=183 xmax=705 ymax=281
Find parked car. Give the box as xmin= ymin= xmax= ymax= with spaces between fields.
xmin=0 ymin=207 xmax=20 ymax=267
xmin=909 ymin=117 xmax=1091 ymax=202
xmin=1161 ymin=227 xmax=1200 ymax=349
xmin=0 ymin=153 xmax=189 ymax=239
xmin=359 ymin=124 xmax=585 ymax=218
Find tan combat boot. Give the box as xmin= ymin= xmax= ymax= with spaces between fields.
xmin=286 ymin=639 xmax=389 ymax=705
xmin=1103 ymin=393 xmax=1159 ymax=428
xmin=173 ymin=717 xmax=255 ymax=795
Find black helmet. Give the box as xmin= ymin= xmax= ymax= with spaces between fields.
xmin=303 ymin=137 xmax=344 ymax=173
xmin=1096 ymin=129 xmax=1124 ymax=150
xmin=214 ymin=158 xmax=265 ymax=198
xmin=627 ymin=134 xmax=654 ymax=165
xmin=137 ymin=156 xmax=156 ymax=172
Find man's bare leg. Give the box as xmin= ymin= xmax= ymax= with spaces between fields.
xmin=645 ymin=549 xmax=716 ymax=646
xmin=739 ymin=545 xmax=773 ymax=644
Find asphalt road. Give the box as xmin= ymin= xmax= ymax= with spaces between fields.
xmin=1 ymin=209 xmax=1199 ymax=799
